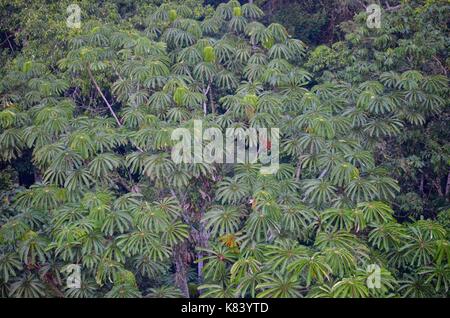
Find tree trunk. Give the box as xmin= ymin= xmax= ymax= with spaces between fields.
xmin=86 ymin=64 xmax=122 ymax=127
xmin=433 ymin=178 xmax=443 ymax=196
xmin=173 ymin=242 xmax=190 ymax=298
xmin=445 ymin=172 xmax=450 ymax=196
xmin=295 ymin=156 xmax=303 ymax=181
xmin=209 ymin=87 xmax=216 ymax=114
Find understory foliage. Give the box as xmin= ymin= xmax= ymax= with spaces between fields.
xmin=0 ymin=0 xmax=449 ymax=298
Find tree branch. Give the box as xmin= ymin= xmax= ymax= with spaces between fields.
xmin=86 ymin=63 xmax=145 ymax=152
xmin=86 ymin=63 xmax=122 ymax=126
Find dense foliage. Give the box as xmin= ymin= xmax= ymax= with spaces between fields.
xmin=0 ymin=0 xmax=448 ymax=298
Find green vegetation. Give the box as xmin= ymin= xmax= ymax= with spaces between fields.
xmin=0 ymin=0 xmax=448 ymax=298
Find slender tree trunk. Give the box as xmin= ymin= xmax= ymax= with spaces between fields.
xmin=86 ymin=64 xmax=145 ymax=153
xmin=445 ymin=172 xmax=450 ymax=196
xmin=420 ymin=174 xmax=424 ymax=195
xmin=173 ymin=242 xmax=190 ymax=298
xmin=295 ymin=156 xmax=303 ymax=181
xmin=209 ymin=87 xmax=216 ymax=114
xmin=86 ymin=64 xmax=122 ymax=126
xmin=433 ymin=178 xmax=443 ymax=196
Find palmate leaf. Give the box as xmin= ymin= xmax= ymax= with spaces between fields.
xmin=9 ymin=273 xmax=46 ymax=298
xmin=241 ymin=3 xmax=264 ymax=19
xmin=69 ymin=132 xmax=95 ymax=159
xmin=48 ymin=148 xmax=83 ymax=173
xmin=230 ymin=256 xmax=261 ymax=283
xmin=0 ymin=253 xmax=22 ymax=283
xmin=330 ymin=162 xmax=359 ymax=187
xmin=0 ymin=128 xmax=24 ymax=161
xmin=133 ymin=254 xmax=167 ymax=279
xmin=229 ymin=16 xmax=247 ymax=33
xmin=19 ymin=231 xmax=48 ymax=265
xmin=216 ymin=177 xmax=250 ymax=204
xmin=106 ymin=284 xmax=142 ymax=298
xmin=51 ymin=204 xmax=86 ymax=228
xmin=314 ymin=231 xmax=361 ymax=251
xmin=162 ymin=27 xmax=196 ymax=48
xmin=166 ymin=107 xmax=190 ymax=122
xmin=80 ymin=231 xmax=105 ymax=255
xmin=280 ymin=205 xmax=315 ymax=235
xmin=344 ymin=150 xmax=374 ymax=170
xmin=244 ymin=209 xmax=281 ymax=242
xmin=88 ymin=153 xmax=122 ymax=178
xmin=256 ymin=273 xmax=302 ymax=298
xmin=287 ymin=254 xmax=332 ymax=286
xmin=302 ymin=179 xmax=337 ymax=205
xmin=151 ymin=196 xmax=181 ymax=220
xmin=265 ymin=23 xmax=288 ymax=42
xmin=419 ymin=264 xmax=450 ymax=293
xmin=178 ymin=90 xmax=205 ymax=109
xmin=145 ymin=286 xmax=184 ymax=298
xmin=161 ymin=221 xmax=189 ymax=246
xmin=297 ymin=133 xmax=326 ymax=154
xmin=321 ymin=208 xmax=354 ymax=232
xmin=310 ymin=117 xmax=335 ymax=139
xmin=15 ymin=185 xmax=66 ymax=210
xmin=203 ymin=206 xmax=242 ymax=237
xmin=322 ymin=247 xmax=357 ymax=278
xmin=193 ymin=62 xmax=216 ymax=82
xmin=133 ymin=203 xmax=169 ymax=232
xmin=213 ymin=40 xmax=236 ymax=63
xmin=434 ymin=240 xmax=450 ymax=265
xmin=364 ymin=117 xmax=403 ymax=138
xmin=344 ymin=177 xmax=378 ymax=202
xmin=216 ymin=70 xmax=238 ymax=90
xmin=268 ymin=44 xmax=292 ymax=60
xmin=64 ymin=168 xmax=94 ymax=192
xmin=248 ymin=52 xmax=268 ymax=65
xmin=142 ymin=153 xmax=175 ymax=180
xmin=264 ymin=239 xmax=310 ymax=272
xmin=421 ymin=75 xmax=448 ymax=94
xmin=101 ymin=210 xmax=132 ymax=236
xmin=121 ymin=106 xmax=146 ymax=128
xmin=51 ymin=221 xmax=91 ymax=246
xmin=234 ymin=270 xmax=267 ymax=298
xmin=398 ymin=274 xmax=434 ymax=298
xmin=201 ymin=18 xmax=222 ymax=35
xmin=235 ymin=47 xmax=251 ymax=64
xmin=399 ymin=227 xmax=436 ymax=267
xmin=198 ymin=284 xmax=236 ymax=298
xmin=368 ymin=223 xmax=406 ymax=251
xmin=64 ymin=275 xmax=97 ymax=298
xmin=23 ymin=125 xmax=53 ymax=149
xmin=414 ymin=220 xmax=447 ymax=241
xmin=116 ymin=230 xmax=159 ymax=257
xmin=357 ymin=201 xmax=395 ymax=224
xmin=332 ymin=276 xmax=369 ymax=298
xmin=0 ymin=219 xmax=29 ymax=245
xmin=178 ymin=46 xmax=202 ymax=65
xmin=198 ymin=245 xmax=238 ymax=282
xmin=0 ymin=108 xmax=17 ymax=129
xmin=125 ymin=151 xmax=148 ymax=174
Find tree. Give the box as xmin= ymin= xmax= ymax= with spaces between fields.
xmin=0 ymin=0 xmax=448 ymax=298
